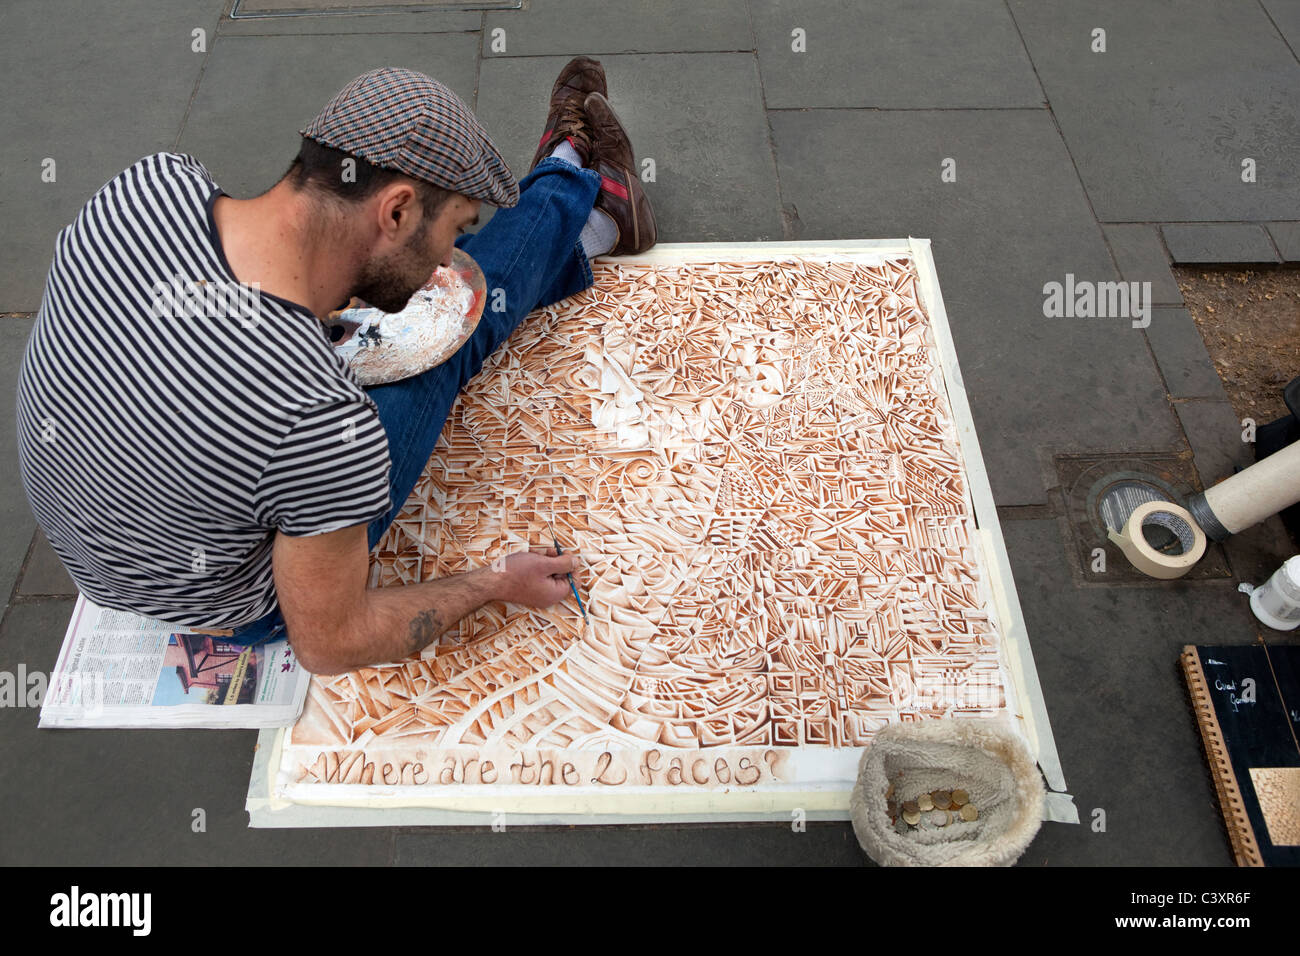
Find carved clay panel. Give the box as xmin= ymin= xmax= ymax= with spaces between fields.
xmin=276 ymin=256 xmax=1009 ymax=803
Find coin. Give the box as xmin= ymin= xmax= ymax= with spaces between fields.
xmin=903 ymin=808 xmax=921 ymax=826
xmin=959 ymin=804 xmax=978 ymax=822
xmin=932 ymin=790 xmax=952 ymax=809
xmin=928 ymin=810 xmax=947 ymax=827
xmin=903 ymin=800 xmax=919 ymax=815
xmin=951 ymin=789 xmax=969 ymax=807
xmin=918 ymin=793 xmax=934 ymax=812
xmin=894 ymin=818 xmax=909 ymax=835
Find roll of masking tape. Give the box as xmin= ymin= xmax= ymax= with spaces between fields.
xmin=1107 ymin=500 xmax=1207 ymax=579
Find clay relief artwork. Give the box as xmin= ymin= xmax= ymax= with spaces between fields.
xmin=276 ymin=255 xmax=1009 ymax=800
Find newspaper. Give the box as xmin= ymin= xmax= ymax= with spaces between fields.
xmin=39 ymin=593 xmax=311 ymax=729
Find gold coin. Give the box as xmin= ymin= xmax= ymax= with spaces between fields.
xmin=951 ymin=789 xmax=969 ymax=807
xmin=902 ymin=800 xmax=919 ymax=815
xmin=886 ymin=783 xmax=895 ymax=800
xmin=960 ymin=804 xmax=978 ymax=822
xmin=918 ymin=793 xmax=934 ymax=812
xmin=932 ymin=790 xmax=952 ymax=809
xmin=903 ymin=809 xmax=921 ymax=826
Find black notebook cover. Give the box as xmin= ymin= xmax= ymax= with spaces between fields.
xmin=1182 ymin=644 xmax=1300 ymax=866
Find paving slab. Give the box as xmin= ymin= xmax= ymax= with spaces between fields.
xmin=1162 ymin=224 xmax=1281 ymax=264
xmin=1144 ymin=308 xmax=1230 ymax=401
xmin=219 ymin=8 xmax=481 ymax=34
xmin=1101 ymin=224 xmax=1184 ymax=306
xmin=0 ymin=599 xmax=394 ymax=865
xmin=16 ymin=529 xmax=77 ymax=598
xmin=0 ymin=1 xmax=228 ymax=312
xmin=1003 ymin=518 xmax=1253 ymax=866
xmin=1265 ymin=222 xmax=1300 ymax=262
xmin=481 ymin=0 xmax=751 ymax=55
xmin=1223 ymin=514 xmax=1299 ymax=593
xmin=396 ymin=822 xmax=866 ymax=865
xmin=1176 ymin=399 xmax=1255 ymax=489
xmin=1008 ymin=0 xmax=1300 ymax=223
xmin=177 ymin=32 xmax=481 ymax=199
xmin=476 ymin=53 xmax=783 ymax=242
xmin=1 ymin=319 xmax=39 ymax=606
xmin=771 ymin=108 xmax=1182 ymax=506
xmin=1262 ymin=0 xmax=1300 ymax=52
xmin=234 ymin=0 xmax=498 ymax=14
xmin=751 ymin=0 xmax=1043 ymax=108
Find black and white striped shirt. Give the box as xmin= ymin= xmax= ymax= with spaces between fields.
xmin=16 ymin=152 xmax=392 ymax=628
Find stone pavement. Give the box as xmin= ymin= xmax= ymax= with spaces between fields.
xmin=2 ymin=0 xmax=1297 ymax=866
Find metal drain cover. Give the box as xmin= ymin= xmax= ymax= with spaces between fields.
xmin=1089 ymin=471 xmax=1179 ymax=550
xmin=1055 ymin=453 xmax=1231 ymax=585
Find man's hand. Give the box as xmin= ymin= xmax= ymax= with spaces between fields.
xmin=492 ymin=549 xmax=580 ymax=607
xmin=271 ymin=527 xmax=583 ymax=675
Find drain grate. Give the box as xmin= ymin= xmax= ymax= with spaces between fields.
xmin=232 ymin=0 xmax=520 ymax=17
xmin=1094 ymin=475 xmax=1173 ymax=538
xmin=1055 ymin=453 xmax=1231 ymax=585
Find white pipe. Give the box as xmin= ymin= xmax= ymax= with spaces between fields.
xmin=1188 ymin=441 xmax=1300 ymax=540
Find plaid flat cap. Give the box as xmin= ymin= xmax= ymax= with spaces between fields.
xmin=301 ymin=67 xmax=519 ymax=207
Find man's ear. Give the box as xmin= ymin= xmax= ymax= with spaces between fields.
xmin=373 ymin=180 xmax=422 ymax=240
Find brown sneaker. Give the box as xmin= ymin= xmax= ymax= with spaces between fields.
xmin=528 ymin=56 xmax=606 ymax=173
xmin=583 ymin=92 xmax=657 ymax=256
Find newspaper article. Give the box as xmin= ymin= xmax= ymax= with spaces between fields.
xmin=39 ymin=595 xmax=310 ymax=729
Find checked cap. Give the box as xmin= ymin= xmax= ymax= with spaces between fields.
xmin=301 ymin=68 xmax=519 ymax=207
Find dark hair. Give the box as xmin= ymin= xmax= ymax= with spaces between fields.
xmin=281 ymin=135 xmax=453 ymax=219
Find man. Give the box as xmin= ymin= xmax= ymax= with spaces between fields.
xmin=16 ymin=60 xmax=656 ymax=675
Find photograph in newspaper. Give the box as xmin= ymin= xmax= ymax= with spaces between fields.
xmin=39 ymin=595 xmax=310 ymax=728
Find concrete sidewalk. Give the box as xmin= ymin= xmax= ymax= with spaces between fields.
xmin=2 ymin=0 xmax=1297 ymax=865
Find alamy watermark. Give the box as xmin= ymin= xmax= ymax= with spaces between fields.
xmin=905 ymin=672 xmax=1002 ymax=710
xmin=50 ymin=886 xmax=150 ymax=936
xmin=1042 ymin=274 xmax=1151 ymax=328
xmin=2 ymin=666 xmax=105 ymax=717
xmin=151 ymin=275 xmax=261 ymax=328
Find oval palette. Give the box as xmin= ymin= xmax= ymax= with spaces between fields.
xmin=325 ymin=247 xmax=487 ymax=386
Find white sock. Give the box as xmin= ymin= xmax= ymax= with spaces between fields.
xmin=549 ymin=139 xmax=583 ymax=167
xmin=579 ymin=208 xmax=617 ymax=258
xmin=547 ymin=140 xmax=616 ymax=257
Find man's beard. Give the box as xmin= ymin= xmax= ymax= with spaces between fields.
xmin=350 ymin=217 xmax=437 ymax=314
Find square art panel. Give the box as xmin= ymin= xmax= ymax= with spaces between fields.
xmin=273 ymin=252 xmax=1013 ymax=812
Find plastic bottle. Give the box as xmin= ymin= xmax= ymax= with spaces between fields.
xmin=1250 ymin=555 xmax=1300 ymax=631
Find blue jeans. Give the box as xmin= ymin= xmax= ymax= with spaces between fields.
xmin=228 ymin=158 xmax=601 ymax=647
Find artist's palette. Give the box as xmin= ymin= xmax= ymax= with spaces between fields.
xmin=326 ymin=247 xmax=487 ymax=386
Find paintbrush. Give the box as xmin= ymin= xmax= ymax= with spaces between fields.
xmin=548 ymin=516 xmax=589 ymax=623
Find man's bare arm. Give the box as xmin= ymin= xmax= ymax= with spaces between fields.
xmin=271 ymin=523 xmax=577 ymax=674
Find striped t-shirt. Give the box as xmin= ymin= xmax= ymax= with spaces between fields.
xmin=16 ymin=152 xmax=392 ymax=628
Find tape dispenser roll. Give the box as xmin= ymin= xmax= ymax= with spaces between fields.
xmin=1107 ymin=500 xmax=1207 ymax=579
